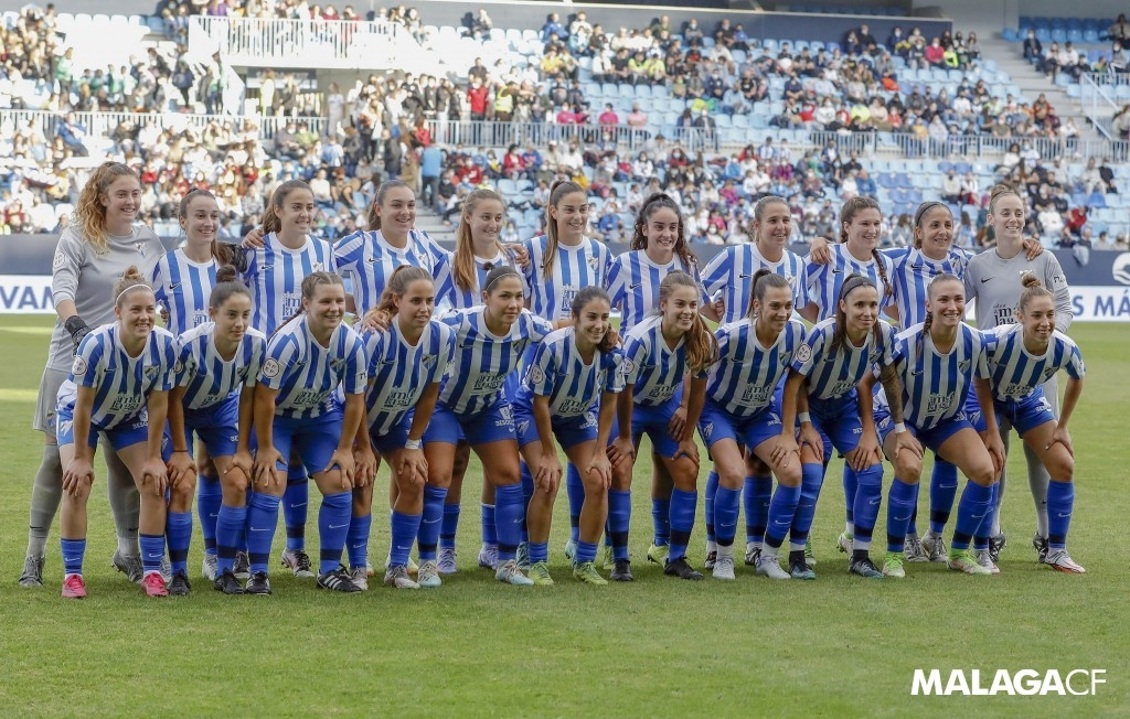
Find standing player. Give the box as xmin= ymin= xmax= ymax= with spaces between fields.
xmin=606 ymin=271 xmax=716 ymax=581
xmin=21 ymin=161 xmax=163 ymax=588
xmin=57 ymin=268 xmax=178 ymax=598
xmin=359 ymin=267 xmax=453 ymax=590
xmin=514 ymin=287 xmax=623 ymax=585
xmin=248 ymin=272 xmax=368 ymax=594
xmin=167 ymin=267 xmax=265 ymax=594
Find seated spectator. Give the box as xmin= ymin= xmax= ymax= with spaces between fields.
xmin=1107 ymin=14 xmax=1130 ymax=43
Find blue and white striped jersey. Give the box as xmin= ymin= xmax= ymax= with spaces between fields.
xmin=792 ymin=317 xmax=899 ymax=401
xmin=57 ymin=324 xmax=178 ymax=429
xmin=886 ymin=246 xmax=974 ymax=329
xmin=259 ymin=315 xmax=367 ymax=420
xmin=708 ymin=319 xmax=807 ymax=416
xmin=522 ymin=235 xmax=614 ymax=321
xmin=437 ymin=307 xmax=554 ymax=416
xmin=334 ymin=229 xmax=451 ymax=315
xmin=363 ymin=318 xmax=455 ymax=435
xmin=241 ymin=233 xmax=337 ymax=335
xmin=605 ymin=250 xmax=708 ymax=333
xmin=621 ymin=315 xmax=709 ymax=407
xmin=701 ymin=243 xmax=809 ymax=325
xmin=175 ymin=322 xmax=267 ymax=411
xmin=892 ymin=322 xmax=988 ymax=430
xmin=152 ymin=249 xmax=218 ymax=336
xmin=442 ymin=249 xmax=520 ymax=310
xmin=806 ymin=243 xmax=895 ymax=321
xmin=982 ymin=323 xmax=1085 ymax=402
xmin=516 ymin=327 xmax=624 ymax=417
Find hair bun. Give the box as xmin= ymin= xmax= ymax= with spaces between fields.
xmin=215 ymin=265 xmax=239 ymax=284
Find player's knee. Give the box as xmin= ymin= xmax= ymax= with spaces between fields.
xmin=776 ymin=462 xmax=802 ymax=488
xmin=895 ymin=454 xmax=922 ymax=484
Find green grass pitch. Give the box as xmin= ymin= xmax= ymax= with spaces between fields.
xmin=0 ymin=315 xmax=1125 ymax=718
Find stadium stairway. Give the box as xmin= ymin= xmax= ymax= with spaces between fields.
xmin=415 ymin=203 xmax=456 ymax=243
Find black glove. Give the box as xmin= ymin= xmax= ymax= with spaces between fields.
xmin=64 ymin=316 xmax=90 ymax=354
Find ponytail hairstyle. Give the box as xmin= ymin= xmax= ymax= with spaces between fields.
xmin=631 ymin=193 xmax=697 ymax=270
xmin=657 ymin=271 xmax=717 ymax=374
xmin=367 ymin=179 xmax=414 ymax=231
xmin=748 ymin=194 xmax=791 ymax=243
xmin=1017 ymin=271 xmax=1052 ymax=313
xmin=453 ymin=188 xmax=505 ymax=293
xmin=372 ymin=265 xmax=432 ymax=320
xmin=839 ymin=195 xmax=891 ymax=296
xmin=273 ymin=271 xmax=345 ymax=337
xmin=917 ymin=272 xmax=962 ymax=364
xmin=76 ymin=161 xmax=139 ymax=255
xmin=209 ymin=264 xmax=251 ymax=310
xmin=179 ymin=189 xmax=233 ymax=265
xmin=113 ymin=265 xmax=153 ymax=308
xmin=829 ymin=273 xmax=879 ymax=354
xmin=571 ymin=285 xmax=616 ymax=353
xmin=988 ymin=182 xmax=1023 ymax=215
xmin=261 ymin=179 xmax=312 ymax=235
xmin=747 ymin=267 xmax=791 ymax=319
xmin=911 ymin=200 xmax=952 ymax=249
xmin=543 ymin=180 xmax=587 ymax=280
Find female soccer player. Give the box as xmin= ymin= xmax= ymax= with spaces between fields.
xmin=972 ymin=273 xmax=1086 ymax=573
xmin=862 ymin=273 xmax=1006 ymax=578
xmin=606 ymin=271 xmax=716 ymax=581
xmin=57 ymin=267 xmax=178 ymax=598
xmin=964 ymin=185 xmax=1073 ymax=565
xmin=249 ymin=271 xmax=368 ymax=594
xmin=359 ymin=267 xmax=454 ymax=590
xmin=700 ymin=269 xmax=806 ymax=581
xmin=167 ymin=266 xmax=265 ymax=594
xmin=243 ymin=180 xmax=337 ymax=579
xmin=418 ymin=266 xmax=553 ymax=588
xmin=782 ymin=274 xmax=918 ymax=579
xmin=514 ymin=287 xmax=623 ymax=585
xmin=22 ymin=161 xmax=164 ymax=589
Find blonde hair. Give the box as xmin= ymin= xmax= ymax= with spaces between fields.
xmin=453 ymin=188 xmax=506 ymax=293
xmin=988 ymin=183 xmax=1023 ymax=215
xmin=76 ymin=162 xmax=138 ymax=255
xmin=1018 ymin=271 xmax=1053 ymax=312
xmin=113 ymin=265 xmax=152 ymax=307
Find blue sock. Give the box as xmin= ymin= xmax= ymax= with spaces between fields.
xmin=165 ymin=510 xmax=193 ymax=575
xmin=520 ymin=464 xmax=535 ymax=544
xmin=215 ymin=504 xmax=246 ymax=575
xmin=140 ymin=533 xmax=165 ymax=574
xmin=61 ymin=538 xmax=86 ymax=576
xmin=952 ymin=482 xmax=993 ymax=551
xmin=529 ymin=541 xmax=548 ymax=563
xmin=494 ymin=483 xmax=525 ymax=561
xmin=849 ymin=464 xmax=883 ymax=550
xmin=1046 ymin=480 xmax=1074 ymax=549
xmin=317 ymin=491 xmax=351 ymax=575
xmin=885 ymin=479 xmax=917 ymax=553
xmin=197 ymin=474 xmax=222 ymax=555
xmin=608 ymin=490 xmax=631 ymax=561
xmin=283 ymin=475 xmax=308 ymax=552
xmin=247 ymin=492 xmax=281 ymax=574
xmin=576 ymin=540 xmax=598 ymax=564
xmin=704 ymin=471 xmax=719 ymax=543
xmin=929 ymin=459 xmax=959 ymax=534
xmin=765 ymin=483 xmax=801 ymax=549
xmin=842 ymin=464 xmax=857 ymax=526
xmin=418 ymin=486 xmax=448 ymax=561
xmin=440 ymin=503 xmax=460 ymax=549
xmin=390 ymin=510 xmax=421 ymax=568
xmin=973 ymin=484 xmax=999 ymax=550
xmin=746 ymin=475 xmax=772 ymax=545
xmin=651 ymin=498 xmax=671 ymax=547
xmin=346 ymin=513 xmax=372 ymax=570
xmin=566 ymin=464 xmax=584 ymax=544
xmin=481 ymin=503 xmax=498 ymax=547
xmin=668 ymin=488 xmax=697 ymax=561
xmin=713 ymin=486 xmax=741 ymax=547
xmin=789 ymin=464 xmax=825 ymax=550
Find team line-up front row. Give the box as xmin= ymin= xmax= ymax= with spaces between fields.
xmin=40 ymin=166 xmax=1086 ymax=599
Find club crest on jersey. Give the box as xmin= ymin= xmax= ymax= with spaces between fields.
xmin=621 ymin=358 xmax=635 ymax=377
xmin=135 ymin=242 xmax=148 ymax=257
xmin=527 ymin=365 xmax=546 ymax=386
xmin=173 ymin=361 xmax=184 ymax=375
xmin=957 ymin=360 xmax=970 ymax=373
xmin=71 ymin=356 xmax=88 ymax=376
xmin=145 ymin=365 xmax=160 ymax=378
xmin=702 ymin=422 xmax=714 ymax=439
xmin=312 ymin=262 xmax=324 ymax=272
xmin=795 ymin=344 xmax=812 ymax=363
xmin=587 ymin=255 xmax=600 ymax=271
xmin=262 ymin=359 xmax=281 ymax=378
xmin=517 ymin=419 xmax=530 ymax=436
xmin=422 ymin=354 xmax=435 ymax=367
xmin=53 ymin=251 xmax=66 ymax=270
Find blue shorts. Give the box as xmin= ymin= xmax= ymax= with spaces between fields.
xmin=268 ymin=410 xmax=344 ymax=476
xmin=424 ymin=402 xmax=517 ymax=446
xmin=370 ymin=413 xmax=411 ymax=455
xmin=608 ymin=394 xmax=683 ymax=458
xmin=514 ymin=401 xmax=598 ymax=450
xmin=698 ymin=399 xmax=783 ymax=451
xmin=876 ymin=412 xmax=974 ymax=451
xmin=994 ymin=389 xmax=1057 ymax=436
xmin=807 ymin=392 xmax=865 ymax=461
xmin=56 ymin=405 xmax=151 ymax=452
xmin=180 ymin=397 xmax=240 ymax=459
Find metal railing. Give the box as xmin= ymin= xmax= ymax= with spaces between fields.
xmin=189 ymin=16 xmax=416 ymax=69
xmin=1079 ymin=74 xmax=1124 ymax=141
xmin=0 ymin=109 xmax=326 ymax=142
